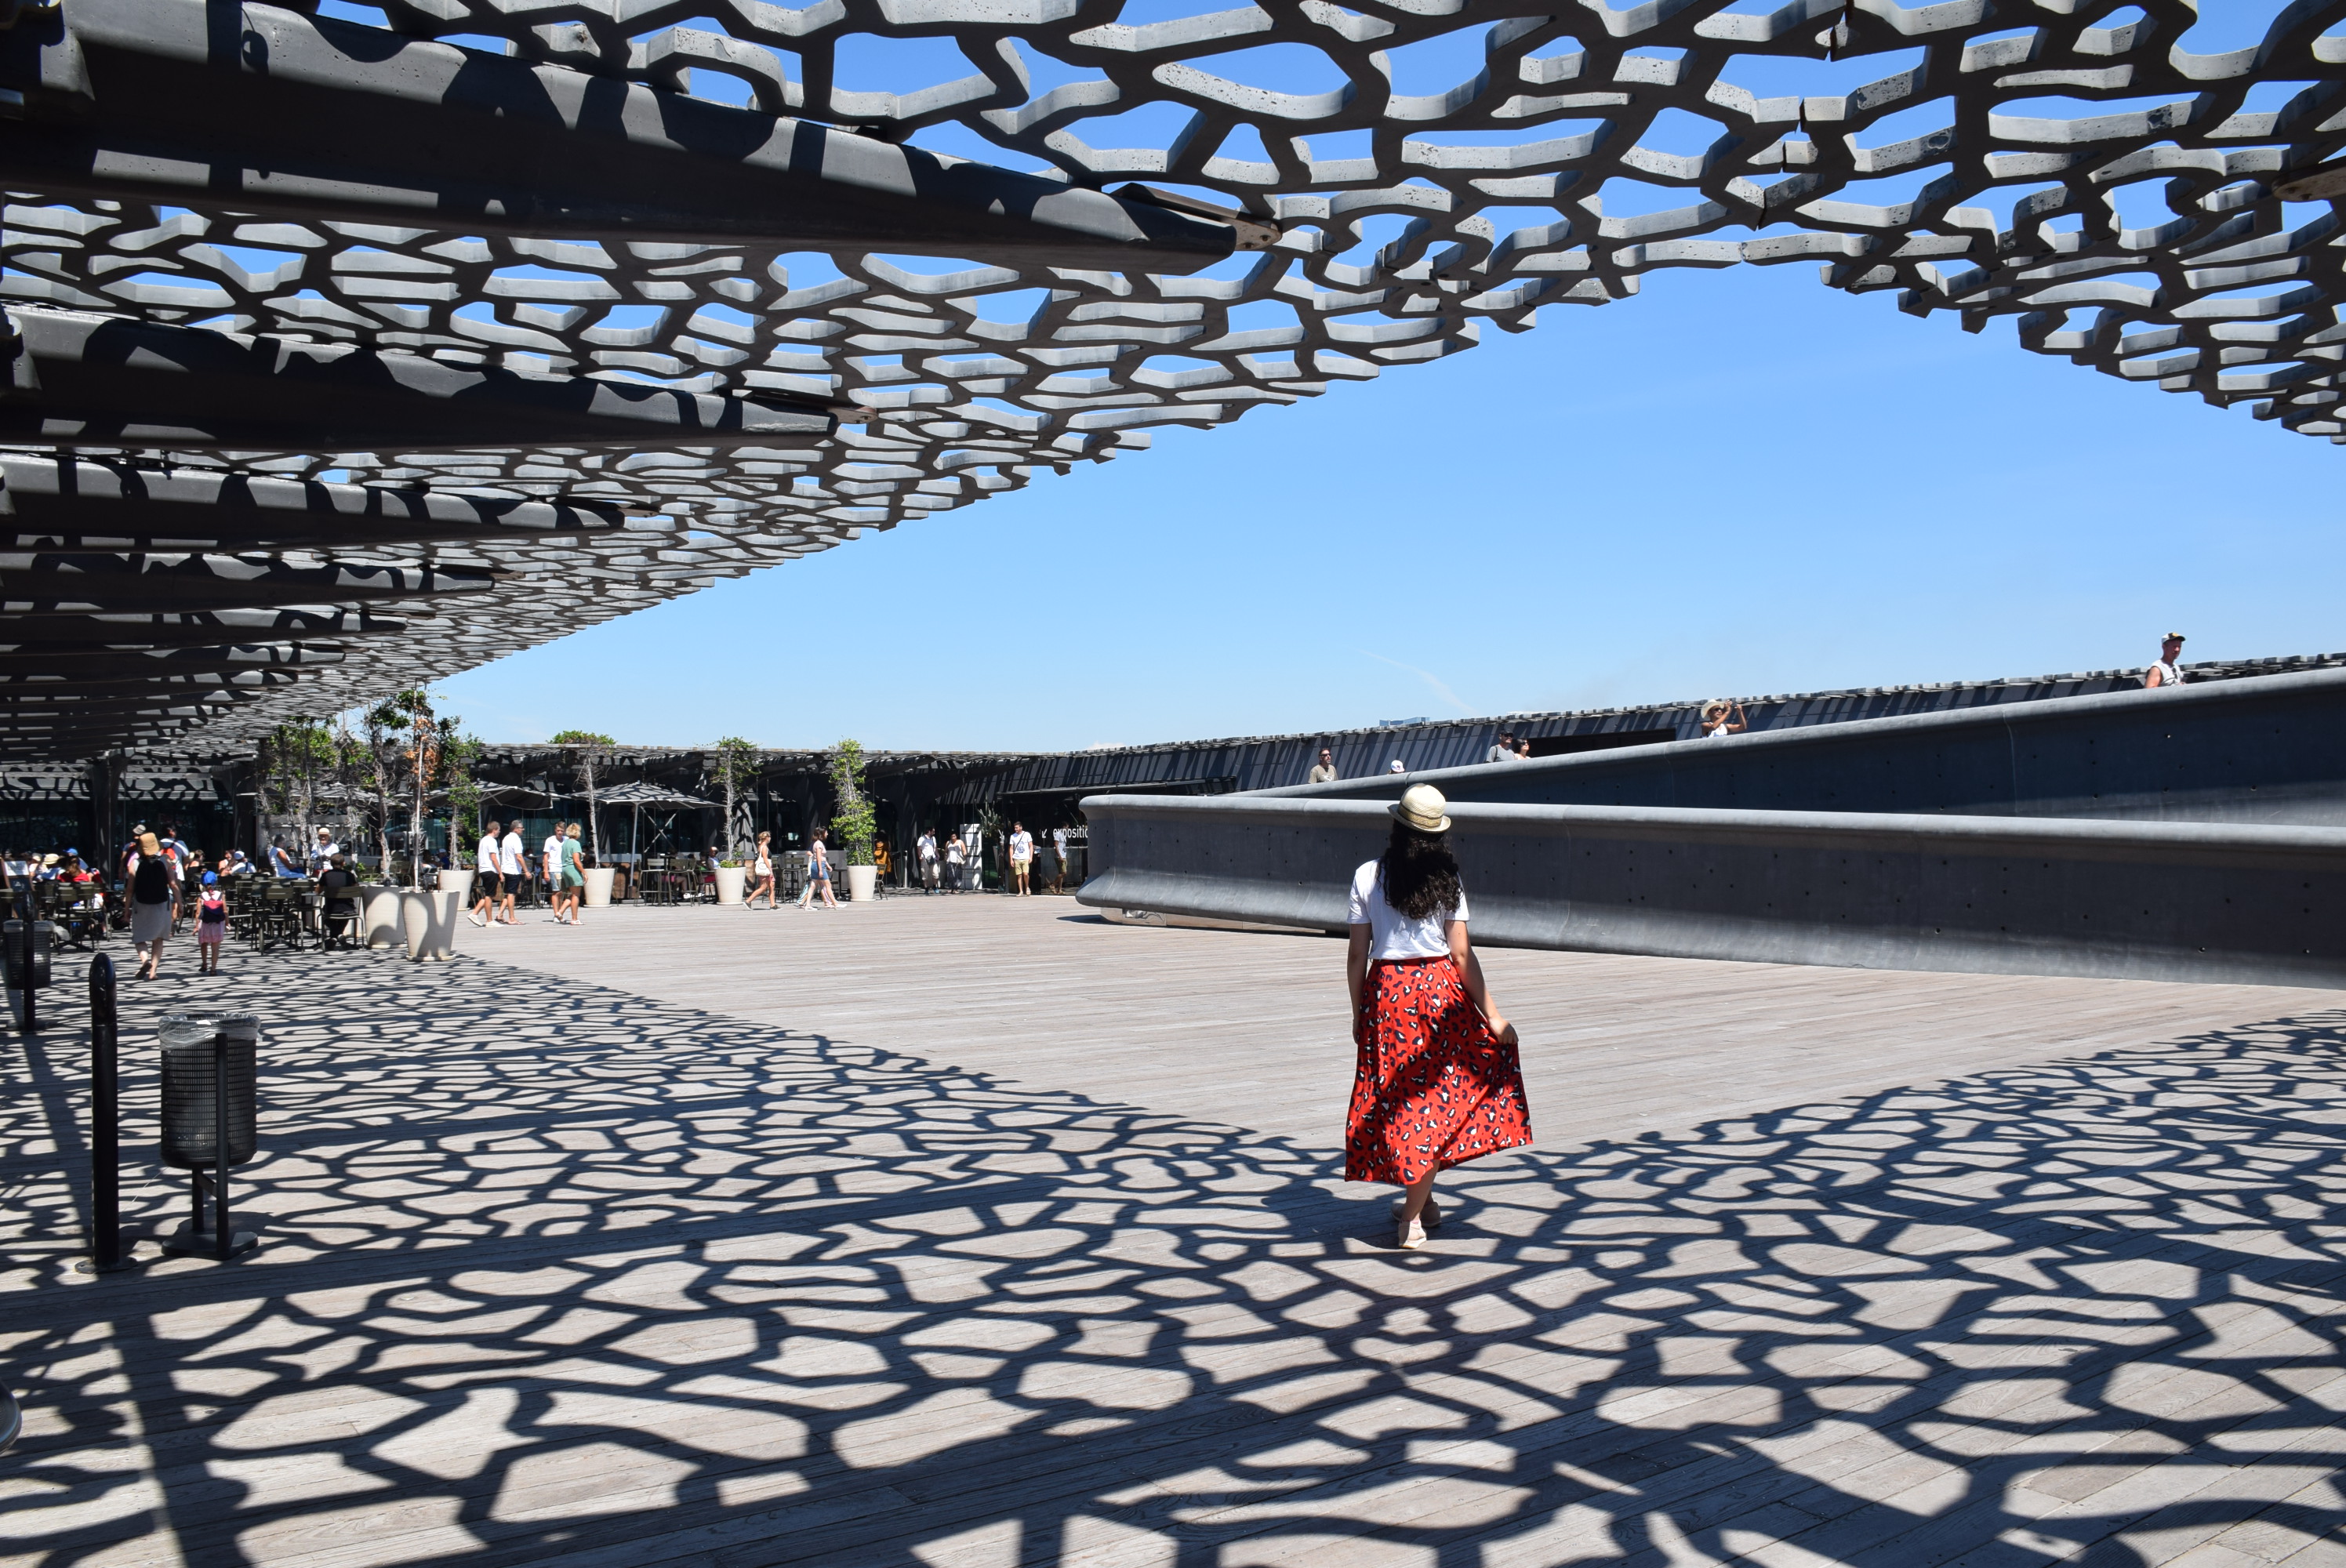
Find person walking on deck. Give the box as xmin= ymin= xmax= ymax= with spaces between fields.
xmin=748 ymin=832 xmax=777 ymax=909
xmin=1344 ymin=784 xmax=1531 ymax=1250
xmin=1008 ymin=822 xmax=1033 ymax=895
xmin=470 ymin=820 xmax=502 ymax=928
xmin=557 ymin=824 xmax=586 ymax=924
xmin=496 ymin=822 xmax=526 ymax=925
xmin=797 ymin=833 xmax=837 ymax=909
xmin=126 ymin=832 xmax=174 ymax=981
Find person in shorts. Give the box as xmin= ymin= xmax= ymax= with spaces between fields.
xmin=558 ymin=823 xmax=587 ymax=925
xmin=470 ymin=819 xmax=503 ymax=927
xmin=194 ymin=871 xmax=228 ymax=974
xmin=497 ymin=822 xmax=526 ymax=924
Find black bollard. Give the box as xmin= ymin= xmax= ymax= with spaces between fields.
xmin=158 ymin=1012 xmax=258 ymax=1260
xmin=8 ymin=883 xmax=34 ymax=1034
xmin=77 ymin=954 xmax=131 ymax=1273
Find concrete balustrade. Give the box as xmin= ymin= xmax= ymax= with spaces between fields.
xmin=1275 ymin=666 xmax=2346 ymax=827
xmin=1078 ymin=794 xmax=2346 ymax=988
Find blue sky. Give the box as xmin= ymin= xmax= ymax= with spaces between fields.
xmin=438 ymin=257 xmax=2343 ymax=752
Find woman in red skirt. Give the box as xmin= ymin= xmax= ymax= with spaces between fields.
xmin=1346 ymin=783 xmax=1531 ymax=1249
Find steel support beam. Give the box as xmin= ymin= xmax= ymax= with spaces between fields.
xmin=0 ymin=608 xmax=402 ymax=646
xmin=0 ymin=669 xmax=303 ymax=693
xmin=0 ymin=310 xmax=836 ymax=453
xmin=0 ymin=554 xmax=492 ymax=612
xmin=0 ymin=643 xmax=341 ymax=677
xmin=0 ymin=0 xmax=1265 ymax=272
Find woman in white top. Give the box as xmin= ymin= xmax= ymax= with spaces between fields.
xmin=747 ymin=831 xmax=777 ymax=909
xmin=797 ymin=832 xmax=838 ymax=909
xmin=1345 ymin=784 xmax=1531 ymax=1250
xmin=1700 ymin=699 xmax=1748 ymax=739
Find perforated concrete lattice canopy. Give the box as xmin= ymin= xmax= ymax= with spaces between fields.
xmin=0 ymin=0 xmax=2340 ymax=757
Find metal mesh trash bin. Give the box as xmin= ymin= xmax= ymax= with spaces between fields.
xmin=158 ymin=1011 xmax=260 ymax=1259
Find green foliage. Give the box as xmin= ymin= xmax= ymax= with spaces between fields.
xmin=442 ymin=729 xmax=485 ymax=840
xmin=550 ymin=730 xmax=616 ymax=748
xmin=261 ymin=720 xmax=336 ymax=814
xmin=714 ymin=736 xmax=758 ymax=787
xmin=713 ymin=736 xmax=758 ymax=858
xmin=827 ymin=739 xmax=877 ymax=866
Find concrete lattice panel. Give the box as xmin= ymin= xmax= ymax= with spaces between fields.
xmin=3 ymin=0 xmax=2342 ymax=749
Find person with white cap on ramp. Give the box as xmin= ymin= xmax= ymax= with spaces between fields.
xmin=1343 ymin=783 xmax=1531 ymax=1250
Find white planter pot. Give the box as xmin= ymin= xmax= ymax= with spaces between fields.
xmin=401 ymin=888 xmax=463 ymax=961
xmin=714 ymin=866 xmax=746 ymax=906
xmin=583 ymin=866 xmax=616 ymax=908
xmin=845 ymin=864 xmax=876 ymax=902
xmin=356 ymin=885 xmax=405 ymax=949
xmin=438 ymin=869 xmax=474 ymax=902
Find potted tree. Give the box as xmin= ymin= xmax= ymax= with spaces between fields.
xmin=829 ymin=739 xmax=878 ymax=902
xmin=551 ymin=730 xmax=619 ymax=907
xmin=710 ymin=736 xmax=757 ymax=904
xmin=391 ymin=691 xmax=464 ymax=960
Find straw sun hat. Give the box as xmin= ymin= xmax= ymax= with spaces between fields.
xmin=1390 ymin=783 xmax=1452 ymax=834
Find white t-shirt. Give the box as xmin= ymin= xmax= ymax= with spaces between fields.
xmin=1010 ymin=831 xmax=1033 ymax=860
xmin=1349 ymin=858 xmax=1467 ymax=960
xmin=2148 ymin=659 xmax=2184 ymax=691
xmin=477 ymin=833 xmax=499 ymax=873
xmin=543 ymin=834 xmax=563 ymax=875
xmin=917 ymin=834 xmax=936 ymax=861
xmin=499 ymin=832 xmax=525 ymax=877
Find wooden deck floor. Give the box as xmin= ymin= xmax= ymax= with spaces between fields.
xmin=5 ymin=896 xmax=2346 ymax=1567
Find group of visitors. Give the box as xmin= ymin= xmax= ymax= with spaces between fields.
xmin=906 ymin=824 xmax=1074 ymax=895
xmin=733 ymin=829 xmax=841 ymax=909
xmin=469 ymin=819 xmax=589 ymax=928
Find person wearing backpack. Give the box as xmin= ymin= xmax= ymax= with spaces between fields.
xmin=194 ymin=871 xmax=229 ymax=975
xmin=127 ymin=831 xmax=175 ymax=980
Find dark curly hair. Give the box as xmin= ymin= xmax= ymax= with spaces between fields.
xmin=1378 ymin=821 xmax=1462 ymax=921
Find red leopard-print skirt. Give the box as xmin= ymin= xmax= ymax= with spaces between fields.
xmin=1345 ymin=956 xmax=1533 ymax=1186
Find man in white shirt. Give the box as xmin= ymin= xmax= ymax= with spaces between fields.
xmin=917 ymin=830 xmax=938 ymax=892
xmin=1050 ymin=826 xmax=1073 ymax=891
xmin=470 ymin=819 xmax=502 ymax=927
xmin=497 ymin=825 xmax=526 ymax=925
xmin=2144 ymin=632 xmax=2187 ymax=691
xmin=1008 ymin=822 xmax=1034 ymax=896
xmin=543 ymin=829 xmax=567 ymax=922
xmin=310 ymin=826 xmax=339 ymax=873
xmin=1308 ymin=747 xmax=1339 ymax=784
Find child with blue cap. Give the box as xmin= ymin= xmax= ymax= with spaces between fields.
xmin=195 ymin=870 xmax=227 ymax=975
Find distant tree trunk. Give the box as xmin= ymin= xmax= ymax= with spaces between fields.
xmin=584 ymin=750 xmax=601 ymax=862
xmin=723 ymin=766 xmax=737 ymax=860
xmin=296 ymin=742 xmax=314 ymax=859
xmin=409 ymin=728 xmax=427 ymax=888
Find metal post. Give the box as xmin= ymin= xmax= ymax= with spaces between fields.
xmin=14 ymin=882 xmax=33 ymax=1034
xmin=212 ymin=1026 xmax=231 ymax=1262
xmin=83 ymin=954 xmax=127 ymax=1272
